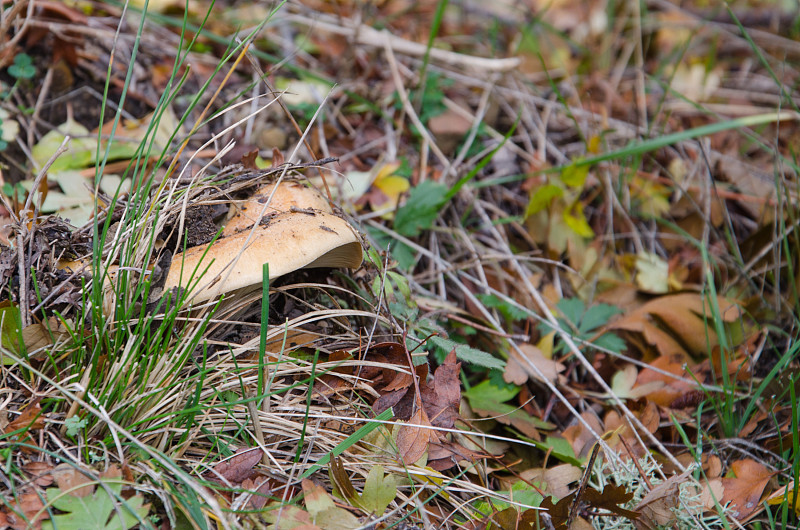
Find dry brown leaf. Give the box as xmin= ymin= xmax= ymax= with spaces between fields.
xmin=52 ymin=463 xmax=94 ymax=497
xmin=634 ymin=354 xmax=701 ymax=407
xmin=6 ymin=399 xmax=45 ymax=434
xmin=396 ymin=407 xmax=432 ymax=465
xmin=611 ymin=293 xmax=741 ymax=358
xmin=700 ymin=478 xmax=725 ymax=511
xmin=211 ymin=448 xmax=262 ymax=484
xmin=23 ymin=462 xmax=54 ymax=487
xmin=634 ymin=469 xmax=692 ymax=529
xmin=3 ymin=491 xmax=49 ymax=530
xmin=504 ymin=343 xmax=565 ymax=386
xmin=520 ymin=464 xmax=583 ymax=499
xmin=421 ymin=350 xmax=461 ymax=429
xmin=721 ymin=459 xmax=774 ymax=519
xmin=562 ymin=411 xmax=603 ymax=458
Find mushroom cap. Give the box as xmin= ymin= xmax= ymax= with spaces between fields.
xmin=224 ymin=181 xmax=331 ymax=235
xmin=58 ymin=181 xmax=361 ymax=311
xmin=164 ymin=209 xmax=362 ymax=303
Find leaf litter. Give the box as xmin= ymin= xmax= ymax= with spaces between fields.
xmin=0 ymin=0 xmax=798 ymax=529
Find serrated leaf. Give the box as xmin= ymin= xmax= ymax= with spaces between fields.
xmin=393 ymin=180 xmax=448 ymax=237
xmin=42 ymin=481 xmax=150 ymax=530
xmin=556 ymin=298 xmax=585 ymax=327
xmin=359 ymin=466 xmax=397 ymax=514
xmin=428 ymin=336 xmax=505 ymax=370
xmin=579 ymin=303 xmax=622 ymax=334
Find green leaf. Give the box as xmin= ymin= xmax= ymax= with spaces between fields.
xmin=428 ymin=336 xmax=506 ymax=370
xmin=358 ymin=466 xmax=397 ymax=514
xmin=593 ymin=332 xmax=626 ymax=354
xmin=556 ymin=298 xmax=585 ymax=327
xmin=579 ymin=303 xmax=622 ymax=334
xmin=476 ymin=293 xmax=529 ymax=322
xmin=42 ymin=481 xmax=150 ymax=530
xmin=393 ymin=180 xmax=448 ymax=237
xmin=464 ymin=379 xmax=519 ymax=408
xmin=8 ymin=53 xmax=35 ymax=80
xmin=524 ymin=184 xmax=563 ymax=217
xmin=64 ymin=416 xmax=88 ymax=438
xmin=464 ymin=380 xmax=551 ymax=437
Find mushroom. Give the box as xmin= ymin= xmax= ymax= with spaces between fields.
xmin=59 ymin=180 xmax=363 ymax=310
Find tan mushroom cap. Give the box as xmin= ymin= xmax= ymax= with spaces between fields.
xmin=58 ymin=181 xmax=362 ymax=310
xmin=224 ymin=181 xmax=331 ymax=235
xmin=164 ymin=180 xmax=362 ymax=303
xmin=165 ymin=211 xmax=362 ymax=303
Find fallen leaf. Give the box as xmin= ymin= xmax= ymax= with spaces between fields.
xmin=396 ymin=407 xmax=432 ymax=465
xmin=610 ymin=293 xmax=741 ymax=358
xmin=421 ymin=349 xmax=461 ymax=429
xmin=463 ymin=380 xmax=549 ymax=438
xmin=301 ymin=479 xmax=360 ymax=529
xmin=766 ymin=485 xmax=800 ymax=517
xmin=610 ymin=364 xmax=664 ymax=400
xmin=52 ymin=464 xmax=94 ymax=498
xmin=520 ymin=464 xmax=583 ymax=499
xmin=504 ymin=343 xmax=565 ymax=386
xmin=721 ymin=459 xmax=774 ymax=520
xmin=210 ymin=448 xmax=262 ymax=484
xmin=634 ymin=354 xmax=700 ymax=407
xmin=562 ymin=412 xmax=603 ymax=459
xmin=42 ymin=474 xmax=150 ymax=530
xmin=634 ymin=469 xmax=692 ymax=529
xmin=358 ymin=465 xmax=397 ymax=514
xmin=2 ymin=491 xmax=49 ymax=530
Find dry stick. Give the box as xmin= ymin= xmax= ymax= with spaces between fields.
xmin=383 ymin=40 xmax=450 ymax=170
xmin=632 ymin=0 xmax=648 ymax=131
xmin=567 ymin=442 xmax=602 ymax=530
xmin=239 ymin=48 xmax=334 ymax=203
xmin=245 ymin=398 xmax=269 ymax=466
xmin=28 ymin=66 xmax=54 ymax=149
xmin=284 ymin=12 xmax=522 ymax=73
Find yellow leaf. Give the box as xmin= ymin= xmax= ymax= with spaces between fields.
xmin=562 ymin=202 xmax=594 ymax=238
xmin=635 ymin=251 xmax=669 ymax=294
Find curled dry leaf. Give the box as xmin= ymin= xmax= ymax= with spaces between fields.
xmin=420 ymin=349 xmax=461 ymax=429
xmin=610 ymin=293 xmax=741 ymax=358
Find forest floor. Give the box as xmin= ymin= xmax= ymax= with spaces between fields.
xmin=0 ymin=1 xmax=799 ymax=529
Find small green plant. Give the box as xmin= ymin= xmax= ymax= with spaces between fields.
xmin=540 ymin=298 xmax=625 ymax=357
xmin=7 ymin=53 xmax=36 ymax=80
